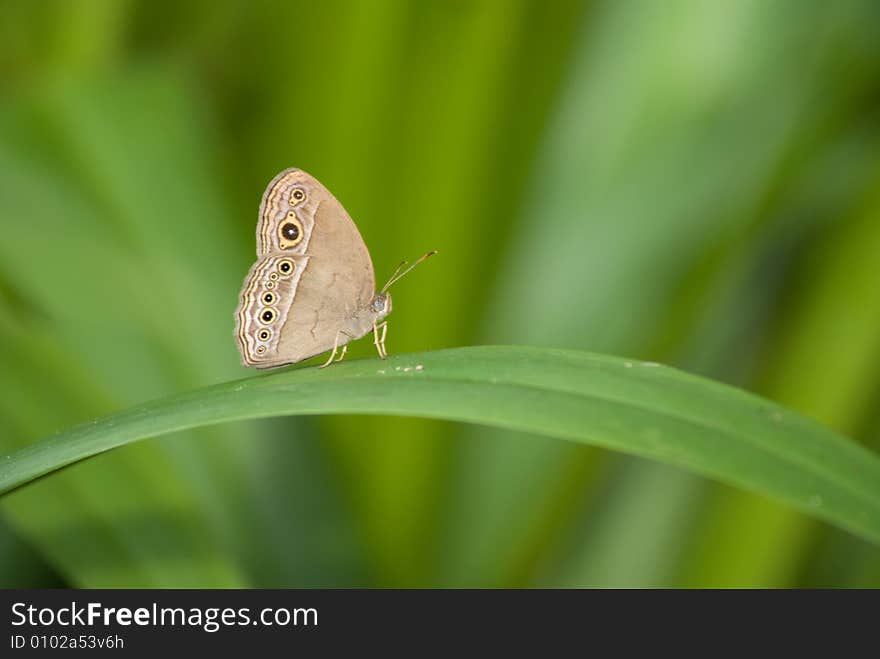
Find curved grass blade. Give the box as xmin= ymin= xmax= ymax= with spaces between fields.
xmin=2 ymin=346 xmax=879 ymax=545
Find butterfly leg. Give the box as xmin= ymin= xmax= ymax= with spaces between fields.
xmin=379 ymin=322 xmax=388 ymax=359
xmin=334 ymin=344 xmax=348 ymax=363
xmin=318 ymin=330 xmax=348 ymax=368
xmin=320 ymin=330 xmax=354 ymax=368
xmin=319 ymin=340 xmax=339 ymax=369
xmin=373 ymin=321 xmax=388 ymax=360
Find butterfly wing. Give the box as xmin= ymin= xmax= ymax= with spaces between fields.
xmin=235 ymin=253 xmax=310 ymax=367
xmin=236 ymin=169 xmax=376 ymax=368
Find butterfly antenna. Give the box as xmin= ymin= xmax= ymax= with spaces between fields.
xmin=385 ymin=259 xmax=410 ymax=285
xmin=381 ymin=250 xmax=438 ymax=293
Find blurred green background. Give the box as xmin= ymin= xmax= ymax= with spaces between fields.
xmin=2 ymin=0 xmax=880 ymax=588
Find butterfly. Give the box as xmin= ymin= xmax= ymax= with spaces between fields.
xmin=234 ymin=168 xmax=434 ymax=369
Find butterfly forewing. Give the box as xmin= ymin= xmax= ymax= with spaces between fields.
xmin=256 ymin=168 xmax=319 ymax=257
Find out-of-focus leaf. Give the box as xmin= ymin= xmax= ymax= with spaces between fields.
xmin=448 ymin=0 xmax=880 ymax=587
xmin=682 ymin=168 xmax=880 ymax=586
xmin=0 ymin=71 xmax=289 ymax=586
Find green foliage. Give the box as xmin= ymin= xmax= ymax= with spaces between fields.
xmin=4 ymin=348 xmax=880 ymax=551
xmin=1 ymin=0 xmax=879 ymax=586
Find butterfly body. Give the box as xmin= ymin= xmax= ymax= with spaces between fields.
xmin=235 ymin=168 xmax=431 ymax=369
xmin=235 ymin=168 xmax=391 ymax=369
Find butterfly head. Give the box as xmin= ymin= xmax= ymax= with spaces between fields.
xmin=370 ymin=292 xmax=392 ymax=320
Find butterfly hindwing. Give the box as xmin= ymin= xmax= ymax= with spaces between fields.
xmin=234 ymin=253 xmax=309 ymax=367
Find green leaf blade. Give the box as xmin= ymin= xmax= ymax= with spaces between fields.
xmin=3 ymin=346 xmax=879 ymax=546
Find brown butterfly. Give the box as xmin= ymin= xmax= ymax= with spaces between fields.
xmin=234 ymin=168 xmax=434 ymax=368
